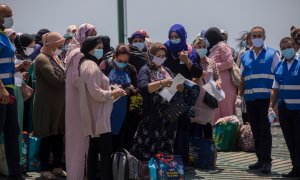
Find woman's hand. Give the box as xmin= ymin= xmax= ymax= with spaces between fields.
xmin=0 ymin=87 xmax=10 ymax=104
xmin=176 ymin=84 xmax=184 ymax=93
xmin=216 ymin=80 xmax=222 ymax=89
xmin=23 ymin=72 xmax=29 ymax=81
xmin=111 ymin=88 xmax=126 ymax=99
xmin=160 ymin=78 xmax=173 ymax=88
xmin=178 ymin=51 xmax=189 ymax=64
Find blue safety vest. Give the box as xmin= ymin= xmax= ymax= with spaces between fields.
xmin=0 ymin=30 xmax=15 ymax=89
xmin=241 ymin=47 xmax=277 ymax=101
xmin=275 ymin=57 xmax=300 ymax=110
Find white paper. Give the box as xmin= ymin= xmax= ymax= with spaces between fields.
xmin=159 ymin=73 xmax=186 ymax=102
xmin=202 ymin=80 xmax=225 ymax=101
xmin=111 ymin=84 xmax=121 ymax=103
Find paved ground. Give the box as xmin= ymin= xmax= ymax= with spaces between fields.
xmin=0 ymin=123 xmax=296 ymax=180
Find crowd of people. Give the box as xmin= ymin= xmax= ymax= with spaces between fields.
xmin=0 ymin=3 xmax=300 ymax=180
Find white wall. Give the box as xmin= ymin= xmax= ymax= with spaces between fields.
xmin=3 ymin=0 xmax=300 ymax=50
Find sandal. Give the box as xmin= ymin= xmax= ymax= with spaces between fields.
xmin=53 ymin=168 xmax=67 ymax=177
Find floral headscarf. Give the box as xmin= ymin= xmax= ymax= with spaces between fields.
xmin=75 ymin=23 xmax=96 ymax=44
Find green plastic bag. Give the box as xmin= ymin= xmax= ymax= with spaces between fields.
xmin=213 ymin=122 xmax=239 ymax=151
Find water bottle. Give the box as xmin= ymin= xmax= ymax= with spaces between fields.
xmin=268 ymin=110 xmax=276 ymax=123
xmin=235 ymin=106 xmax=243 ymax=125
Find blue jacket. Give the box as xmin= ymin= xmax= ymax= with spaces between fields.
xmin=0 ymin=30 xmax=15 ymax=88
xmin=241 ymin=47 xmax=277 ymax=101
xmin=275 ymin=56 xmax=300 ymax=110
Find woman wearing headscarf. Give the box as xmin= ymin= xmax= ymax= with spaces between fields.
xmin=164 ymin=24 xmax=202 ymax=165
xmin=100 ymin=45 xmax=138 ymax=151
xmin=131 ymin=42 xmax=185 ymax=161
xmin=64 ymin=23 xmax=97 ymax=180
xmin=191 ymin=38 xmax=221 ymax=139
xmin=4 ymin=28 xmax=16 ymax=49
xmin=78 ymin=36 xmax=126 ymax=180
xmin=13 ymin=33 xmax=35 ymax=133
xmin=205 ymin=27 xmax=236 ymax=124
xmin=33 ymin=32 xmax=66 ymax=179
xmin=30 ymin=29 xmax=50 ymax=60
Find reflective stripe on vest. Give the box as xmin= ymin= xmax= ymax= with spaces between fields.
xmin=284 ymin=99 xmax=300 ymax=104
xmin=279 ymin=85 xmax=300 ymax=90
xmin=244 ymin=74 xmax=274 ymax=81
xmin=0 ymin=73 xmax=13 ymax=79
xmin=0 ymin=58 xmax=12 ymax=64
xmin=244 ymin=88 xmax=271 ymax=95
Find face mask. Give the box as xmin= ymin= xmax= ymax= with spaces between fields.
xmin=54 ymin=49 xmax=62 ymax=56
xmin=152 ymin=56 xmax=166 ymax=66
xmin=282 ymin=48 xmax=295 ymax=60
xmin=2 ymin=16 xmax=14 ymax=29
xmin=252 ymin=38 xmax=264 ymax=48
xmin=196 ymin=48 xmax=207 ymax=58
xmin=24 ymin=47 xmax=34 ymax=56
xmin=132 ymin=42 xmax=145 ymax=51
xmin=115 ymin=61 xmax=128 ymax=68
xmin=241 ymin=40 xmax=247 ymax=48
xmin=93 ymin=49 xmax=103 ymax=59
xmin=171 ymin=38 xmax=181 ymax=44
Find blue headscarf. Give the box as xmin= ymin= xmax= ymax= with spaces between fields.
xmin=164 ymin=24 xmax=198 ymax=62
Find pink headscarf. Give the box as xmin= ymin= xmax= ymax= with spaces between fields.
xmin=4 ymin=28 xmax=16 ymax=37
xmin=75 ymin=23 xmax=96 ymax=44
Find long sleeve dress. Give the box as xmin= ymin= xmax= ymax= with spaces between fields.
xmin=208 ymin=42 xmax=236 ymax=125
xmin=64 ymin=48 xmax=89 ymax=180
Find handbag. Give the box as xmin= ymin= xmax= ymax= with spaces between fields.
xmin=202 ymin=79 xmax=218 ymax=109
xmin=230 ymin=61 xmax=240 ymax=87
xmin=20 ymin=84 xmax=34 ymax=102
xmin=163 ymin=98 xmax=189 ymax=123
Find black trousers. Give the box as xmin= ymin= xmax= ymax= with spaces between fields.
xmin=0 ymin=88 xmax=21 ymax=176
xmin=278 ymin=105 xmax=300 ymax=173
xmin=88 ymin=133 xmax=113 ymax=180
xmin=174 ymin=114 xmax=190 ymax=165
xmin=246 ymin=99 xmax=272 ymax=164
xmin=39 ymin=135 xmax=64 ymax=171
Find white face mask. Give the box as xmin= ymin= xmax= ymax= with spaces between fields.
xmin=54 ymin=49 xmax=62 ymax=56
xmin=152 ymin=56 xmax=166 ymax=66
xmin=24 ymin=47 xmax=34 ymax=56
xmin=2 ymin=16 xmax=14 ymax=29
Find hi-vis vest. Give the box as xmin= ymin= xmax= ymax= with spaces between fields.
xmin=0 ymin=31 xmax=15 ymax=89
xmin=241 ymin=47 xmax=277 ymax=101
xmin=275 ymin=57 xmax=300 ymax=110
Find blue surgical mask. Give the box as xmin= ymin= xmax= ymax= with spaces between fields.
xmin=252 ymin=38 xmax=264 ymax=48
xmin=282 ymin=48 xmax=295 ymax=60
xmin=171 ymin=38 xmax=181 ymax=44
xmin=196 ymin=48 xmax=207 ymax=58
xmin=132 ymin=42 xmax=145 ymax=51
xmin=93 ymin=49 xmax=103 ymax=59
xmin=115 ymin=61 xmax=128 ymax=68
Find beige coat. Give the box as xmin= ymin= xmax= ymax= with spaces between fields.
xmin=79 ymin=60 xmax=114 ymax=137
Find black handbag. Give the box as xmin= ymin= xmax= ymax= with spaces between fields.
xmin=163 ymin=98 xmax=189 ymax=123
xmin=202 ymin=79 xmax=219 ymax=109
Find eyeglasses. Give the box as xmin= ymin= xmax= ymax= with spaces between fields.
xmin=252 ymin=34 xmax=263 ymax=39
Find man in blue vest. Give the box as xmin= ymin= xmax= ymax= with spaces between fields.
xmin=237 ymin=26 xmax=280 ymax=174
xmin=270 ymin=37 xmax=300 ymax=178
xmin=0 ymin=4 xmax=30 ymax=180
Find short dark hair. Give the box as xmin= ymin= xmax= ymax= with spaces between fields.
xmin=251 ymin=26 xmax=265 ymax=35
xmin=280 ymin=37 xmax=295 ymax=47
xmin=114 ymin=44 xmax=130 ymax=58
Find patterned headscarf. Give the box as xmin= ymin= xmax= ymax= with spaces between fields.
xmin=4 ymin=28 xmax=16 ymax=37
xmin=75 ymin=23 xmax=96 ymax=44
xmin=67 ymin=25 xmax=78 ymax=33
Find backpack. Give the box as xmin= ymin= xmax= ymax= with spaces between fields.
xmin=112 ymin=148 xmax=140 ymax=180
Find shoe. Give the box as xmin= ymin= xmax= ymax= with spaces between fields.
xmin=53 ymin=168 xmax=67 ymax=177
xmin=260 ymin=163 xmax=272 ymax=174
xmin=248 ymin=161 xmax=263 ymax=170
xmin=282 ymin=170 xmax=299 ymax=178
xmin=40 ymin=171 xmax=57 ymax=180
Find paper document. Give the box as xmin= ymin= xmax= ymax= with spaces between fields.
xmin=111 ymin=84 xmax=122 ymax=103
xmin=202 ymin=80 xmax=225 ymax=101
xmin=159 ymin=73 xmax=185 ymax=102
